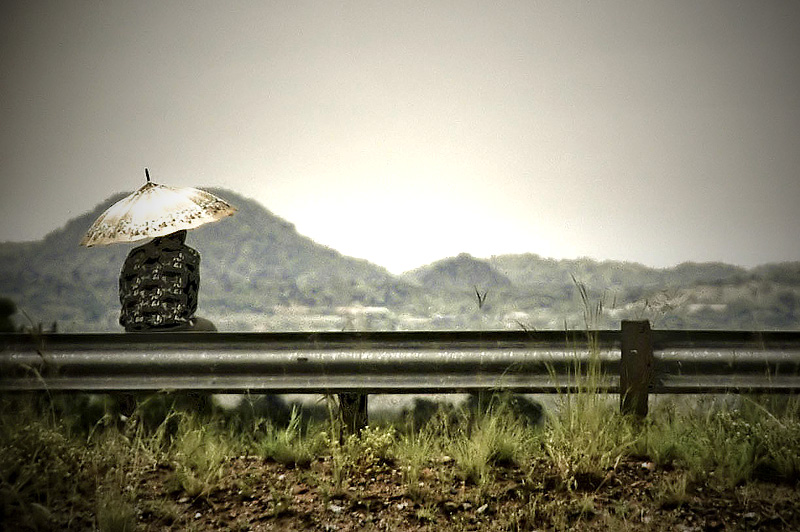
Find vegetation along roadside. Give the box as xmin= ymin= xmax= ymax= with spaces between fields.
xmin=2 ymin=385 xmax=799 ymax=531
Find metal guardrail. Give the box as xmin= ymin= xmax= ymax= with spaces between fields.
xmin=2 ymin=325 xmax=800 ymax=399
xmin=651 ymin=329 xmax=800 ymax=394
xmin=0 ymin=330 xmax=619 ymax=394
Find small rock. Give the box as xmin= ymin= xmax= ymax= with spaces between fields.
xmin=328 ymin=503 xmax=345 ymax=514
xmin=194 ymin=512 xmax=202 ymax=519
xmin=277 ymin=474 xmax=286 ymax=481
xmin=397 ymin=502 xmax=409 ymax=510
xmin=462 ymin=502 xmax=472 ymax=510
xmin=477 ymin=503 xmax=489 ymax=514
xmin=178 ymin=497 xmax=189 ymax=504
xmin=443 ymin=501 xmax=459 ymax=513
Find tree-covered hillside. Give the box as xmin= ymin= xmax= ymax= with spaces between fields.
xmin=484 ymin=254 xmax=800 ymax=330
xmin=0 ymin=190 xmax=426 ymax=331
xmin=1 ymin=190 xmax=799 ymax=331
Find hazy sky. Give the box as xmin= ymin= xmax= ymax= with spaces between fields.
xmin=2 ymin=1 xmax=799 ymax=273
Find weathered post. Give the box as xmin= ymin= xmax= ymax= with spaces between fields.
xmin=620 ymin=320 xmax=654 ymax=417
xmin=338 ymin=393 xmax=368 ymax=436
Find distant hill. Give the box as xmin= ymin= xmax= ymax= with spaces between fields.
xmin=0 ymin=189 xmax=425 ymax=331
xmin=187 ymin=189 xmax=426 ymax=318
xmin=1 ymin=190 xmax=799 ymax=331
xmin=403 ymin=253 xmax=512 ymax=292
xmin=489 ymin=253 xmax=749 ymax=291
xmin=486 ymin=254 xmax=799 ymax=330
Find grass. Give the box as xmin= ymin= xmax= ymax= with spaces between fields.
xmin=447 ymin=398 xmax=537 ymax=487
xmin=96 ymin=487 xmax=137 ymax=532
xmin=2 ymin=382 xmax=800 ymax=530
xmin=250 ymin=405 xmax=326 ymax=468
xmin=169 ymin=418 xmax=234 ymax=498
xmin=393 ymin=427 xmax=437 ymax=500
xmin=637 ymin=395 xmax=800 ymax=488
xmin=544 ymin=392 xmax=638 ymax=489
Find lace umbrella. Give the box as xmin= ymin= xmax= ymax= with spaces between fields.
xmin=80 ymin=169 xmax=236 ymax=247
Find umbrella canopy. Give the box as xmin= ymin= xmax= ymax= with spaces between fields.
xmin=80 ymin=170 xmax=236 ymax=247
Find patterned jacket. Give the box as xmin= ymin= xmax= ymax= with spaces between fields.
xmin=119 ymin=232 xmax=199 ymax=331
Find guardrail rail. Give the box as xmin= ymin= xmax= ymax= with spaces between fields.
xmin=2 ymin=321 xmax=799 ymax=425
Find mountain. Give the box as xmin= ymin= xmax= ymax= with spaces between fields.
xmin=487 ymin=254 xmax=799 ymax=330
xmin=186 ymin=189 xmax=426 ymax=316
xmin=1 ymin=190 xmax=799 ymax=332
xmin=489 ymin=253 xmax=749 ymax=292
xmin=403 ymin=253 xmax=512 ymax=292
xmin=0 ymin=190 xmax=425 ymax=331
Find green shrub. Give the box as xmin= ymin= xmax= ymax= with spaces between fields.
xmin=252 ymin=406 xmax=326 ymax=468
xmin=639 ymin=396 xmax=800 ymax=487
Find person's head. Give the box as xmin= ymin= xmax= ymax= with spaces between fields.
xmin=154 ymin=230 xmax=188 ymax=245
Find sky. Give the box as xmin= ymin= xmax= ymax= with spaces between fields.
xmin=1 ymin=1 xmax=799 ymax=274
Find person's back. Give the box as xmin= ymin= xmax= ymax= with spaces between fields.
xmin=119 ymin=230 xmax=200 ymax=331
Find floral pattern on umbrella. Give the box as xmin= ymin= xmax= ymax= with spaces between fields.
xmin=81 ymin=172 xmax=236 ymax=247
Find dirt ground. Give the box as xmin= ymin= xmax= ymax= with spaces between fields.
xmin=15 ymin=453 xmax=799 ymax=531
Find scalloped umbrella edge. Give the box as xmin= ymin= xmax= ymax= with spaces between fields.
xmin=80 ymin=171 xmax=236 ymax=247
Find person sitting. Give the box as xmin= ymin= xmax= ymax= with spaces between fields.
xmin=119 ymin=230 xmax=215 ymax=332
xmin=117 ymin=229 xmax=215 ymax=418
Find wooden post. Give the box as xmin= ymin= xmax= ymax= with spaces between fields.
xmin=338 ymin=393 xmax=368 ymax=436
xmin=620 ymin=320 xmax=654 ymax=417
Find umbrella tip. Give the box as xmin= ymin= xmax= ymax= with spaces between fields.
xmin=145 ymin=168 xmax=150 ymax=182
